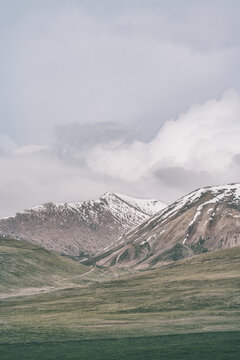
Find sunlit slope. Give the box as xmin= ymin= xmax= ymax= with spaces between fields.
xmin=1 ymin=247 xmax=239 ymax=345
xmin=0 ymin=236 xmax=88 ymax=294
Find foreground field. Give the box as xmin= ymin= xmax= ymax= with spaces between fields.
xmin=1 ymin=331 xmax=240 ymax=360
xmin=0 ymin=246 xmax=239 ymax=359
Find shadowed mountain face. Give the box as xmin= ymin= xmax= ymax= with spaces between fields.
xmin=93 ymin=184 xmax=240 ymax=268
xmin=0 ymin=193 xmax=165 ymax=259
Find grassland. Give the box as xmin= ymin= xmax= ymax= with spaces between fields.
xmin=0 ymin=240 xmax=239 ymax=359
xmin=0 ymin=237 xmax=88 ymax=295
xmin=1 ymin=331 xmax=240 ymax=360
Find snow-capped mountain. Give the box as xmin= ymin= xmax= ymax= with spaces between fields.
xmin=0 ymin=193 xmax=166 ymax=259
xmin=93 ymin=184 xmax=240 ymax=268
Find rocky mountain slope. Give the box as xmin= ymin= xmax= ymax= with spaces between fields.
xmin=0 ymin=193 xmax=165 ymax=259
xmin=92 ymin=184 xmax=240 ymax=268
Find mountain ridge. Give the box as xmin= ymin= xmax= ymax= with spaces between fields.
xmin=0 ymin=192 xmax=166 ymax=259
xmin=91 ymin=183 xmax=240 ymax=268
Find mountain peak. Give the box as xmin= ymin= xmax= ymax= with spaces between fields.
xmin=177 ymin=183 xmax=240 ymax=207
xmin=0 ymin=192 xmax=165 ymax=259
xmin=93 ymin=183 xmax=240 ymax=269
xmin=100 ymin=192 xmax=166 ymax=216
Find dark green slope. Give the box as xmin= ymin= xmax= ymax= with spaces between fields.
xmin=0 ymin=236 xmax=88 ymax=294
xmin=1 ymin=332 xmax=240 ymax=360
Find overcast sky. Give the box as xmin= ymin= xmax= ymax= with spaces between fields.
xmin=1 ymin=0 xmax=240 ymax=217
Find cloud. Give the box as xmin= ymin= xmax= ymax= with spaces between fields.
xmin=86 ymin=90 xmax=240 ymax=188
xmin=2 ymin=2 xmax=240 ymax=216
xmin=58 ymin=121 xmax=143 ymax=147
xmin=232 ymin=153 xmax=240 ymax=165
xmin=54 ymin=121 xmax=143 ymax=163
xmin=1 ymin=90 xmax=240 ymax=217
xmin=0 ymin=134 xmax=17 ymax=156
xmin=154 ymin=167 xmax=212 ymax=191
xmin=13 ymin=145 xmax=49 ymax=155
xmin=0 ymin=132 xmax=144 ymax=218
xmin=0 ymin=147 xmax=119 ymax=218
xmin=0 ymin=122 xmax=152 ymax=217
xmin=3 ymin=1 xmax=240 ymax=144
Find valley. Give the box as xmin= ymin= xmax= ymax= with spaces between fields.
xmin=0 ymin=186 xmax=240 ymax=359
xmin=0 ymin=245 xmax=239 ymax=359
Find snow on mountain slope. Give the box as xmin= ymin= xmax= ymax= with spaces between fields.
xmin=92 ymin=184 xmax=240 ymax=268
xmin=0 ymin=193 xmax=166 ymax=259
xmin=108 ymin=193 xmax=166 ymax=216
xmin=101 ymin=192 xmax=166 ymax=223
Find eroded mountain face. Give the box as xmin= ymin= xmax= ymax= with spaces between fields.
xmin=93 ymin=184 xmax=240 ymax=268
xmin=0 ymin=193 xmax=165 ymax=259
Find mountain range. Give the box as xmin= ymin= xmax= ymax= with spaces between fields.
xmin=92 ymin=184 xmax=240 ymax=268
xmin=0 ymin=192 xmax=165 ymax=260
xmin=1 ymin=184 xmax=240 ymax=268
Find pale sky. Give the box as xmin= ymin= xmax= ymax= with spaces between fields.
xmin=1 ymin=0 xmax=240 ymax=217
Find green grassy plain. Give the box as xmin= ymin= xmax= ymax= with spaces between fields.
xmin=1 ymin=331 xmax=240 ymax=360
xmin=0 ymin=240 xmax=239 ymax=359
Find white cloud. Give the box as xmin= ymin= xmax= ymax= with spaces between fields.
xmin=14 ymin=145 xmax=49 ymax=155
xmin=87 ymin=90 xmax=240 ymax=183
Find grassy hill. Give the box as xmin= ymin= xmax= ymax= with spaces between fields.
xmin=0 ymin=236 xmax=88 ymax=295
xmin=0 ymin=245 xmax=239 ymax=358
